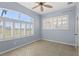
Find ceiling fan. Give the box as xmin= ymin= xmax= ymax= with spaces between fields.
xmin=32 ymin=2 xmax=53 ymax=12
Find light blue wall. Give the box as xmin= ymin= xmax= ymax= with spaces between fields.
xmin=0 ymin=2 xmax=41 ymax=53
xmin=76 ymin=3 xmax=79 ymax=47
xmin=76 ymin=3 xmax=79 ymax=16
xmin=41 ymin=6 xmax=76 ymax=46
xmin=0 ymin=2 xmax=77 ymax=54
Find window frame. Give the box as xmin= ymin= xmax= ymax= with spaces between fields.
xmin=0 ymin=7 xmax=34 ymax=41
xmin=42 ymin=15 xmax=69 ymax=30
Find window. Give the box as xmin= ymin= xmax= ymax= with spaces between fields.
xmin=52 ymin=17 xmax=57 ymax=29
xmin=57 ymin=15 xmax=68 ymax=30
xmin=43 ymin=18 xmax=52 ymax=30
xmin=14 ymin=22 xmax=21 ymax=38
xmin=3 ymin=21 xmax=13 ymax=39
xmin=42 ymin=15 xmax=68 ymax=30
xmin=0 ymin=19 xmax=3 ymax=39
xmin=43 ymin=17 xmax=57 ymax=30
xmin=30 ymin=23 xmax=34 ymax=35
xmin=0 ymin=8 xmax=3 ymax=16
xmin=20 ymin=14 xmax=32 ymax=22
xmin=0 ymin=8 xmax=34 ymax=41
xmin=3 ymin=9 xmax=19 ymax=20
xmin=20 ymin=23 xmax=26 ymax=37
xmin=27 ymin=24 xmax=31 ymax=36
xmin=47 ymin=18 xmax=52 ymax=29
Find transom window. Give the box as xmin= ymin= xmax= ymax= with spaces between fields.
xmin=20 ymin=14 xmax=32 ymax=22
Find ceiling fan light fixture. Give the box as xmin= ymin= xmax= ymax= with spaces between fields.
xmin=32 ymin=2 xmax=53 ymax=12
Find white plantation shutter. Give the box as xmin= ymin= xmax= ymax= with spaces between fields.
xmin=42 ymin=15 xmax=69 ymax=30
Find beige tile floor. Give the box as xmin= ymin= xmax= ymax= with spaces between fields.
xmin=0 ymin=40 xmax=77 ymax=56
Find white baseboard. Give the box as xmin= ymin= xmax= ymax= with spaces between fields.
xmin=0 ymin=39 xmax=75 ymax=55
xmin=43 ymin=39 xmax=75 ymax=46
xmin=0 ymin=39 xmax=40 ymax=55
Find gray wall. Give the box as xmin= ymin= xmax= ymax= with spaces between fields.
xmin=0 ymin=2 xmax=41 ymax=53
xmin=41 ymin=6 xmax=76 ymax=46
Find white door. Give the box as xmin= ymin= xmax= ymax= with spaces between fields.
xmin=78 ymin=16 xmax=79 ymax=55
xmin=75 ymin=16 xmax=79 ymax=55
xmin=75 ymin=16 xmax=78 ymax=55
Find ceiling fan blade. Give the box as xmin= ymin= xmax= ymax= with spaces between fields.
xmin=40 ymin=5 xmax=43 ymax=12
xmin=36 ymin=2 xmax=46 ymax=4
xmin=32 ymin=5 xmax=39 ymax=9
xmin=67 ymin=2 xmax=73 ymax=5
xmin=44 ymin=5 xmax=53 ymax=8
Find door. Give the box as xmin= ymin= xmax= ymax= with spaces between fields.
xmin=77 ymin=16 xmax=79 ymax=56
xmin=75 ymin=16 xmax=79 ymax=56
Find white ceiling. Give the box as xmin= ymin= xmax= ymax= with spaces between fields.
xmin=18 ymin=2 xmax=76 ymax=15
